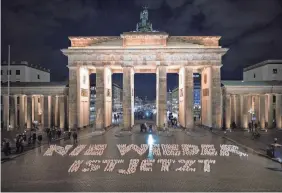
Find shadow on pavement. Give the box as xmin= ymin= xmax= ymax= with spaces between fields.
xmin=265 ymin=167 xmax=282 ymax=172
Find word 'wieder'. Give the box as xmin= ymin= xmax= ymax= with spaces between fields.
xmin=43 ymin=144 xmax=248 ymax=157
xmin=68 ymin=159 xmax=217 ymax=174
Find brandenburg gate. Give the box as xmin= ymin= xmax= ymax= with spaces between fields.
xmin=62 ymin=8 xmax=228 ymax=131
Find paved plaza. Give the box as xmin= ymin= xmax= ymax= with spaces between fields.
xmin=1 ymin=126 xmax=282 ymax=192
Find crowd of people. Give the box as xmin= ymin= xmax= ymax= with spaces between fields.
xmin=2 ymin=126 xmax=81 ymax=156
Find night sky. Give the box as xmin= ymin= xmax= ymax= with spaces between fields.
xmin=2 ymin=0 xmax=282 ymax=100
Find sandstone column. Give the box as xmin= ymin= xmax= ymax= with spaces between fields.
xmin=68 ymin=67 xmax=79 ymax=130
xmin=43 ymin=95 xmax=51 ymax=129
xmin=51 ymin=96 xmax=56 ymax=127
xmin=59 ymin=95 xmax=65 ymax=129
xmin=32 ymin=96 xmax=34 ymax=122
xmin=26 ymin=95 xmax=32 ymax=129
xmin=74 ymin=67 xmax=90 ymax=128
xmin=24 ymin=96 xmax=27 ymax=125
xmin=240 ymin=95 xmax=247 ymax=129
xmin=266 ymin=94 xmax=274 ymax=128
xmin=178 ymin=66 xmax=194 ymax=129
xmin=55 ymin=96 xmax=59 ymax=127
xmin=259 ymin=95 xmax=266 ymax=129
xmin=230 ymin=95 xmax=235 ymax=125
xmin=19 ymin=95 xmax=26 ymax=131
xmin=254 ymin=95 xmax=259 ymax=123
xmin=34 ymin=96 xmax=39 ymax=123
xmin=34 ymin=95 xmax=39 ymax=122
xmin=96 ymin=67 xmax=105 ymax=130
xmin=122 ymin=67 xmax=134 ymax=130
xmin=104 ymin=67 xmax=112 ymax=128
xmin=156 ymin=66 xmax=167 ymax=129
xmin=275 ymin=94 xmax=282 ymax=129
xmin=14 ymin=95 xmax=18 ymax=130
xmin=66 ymin=96 xmax=69 ymax=129
xmin=211 ymin=66 xmax=222 ymax=128
xmin=225 ymin=94 xmax=231 ymax=129
xmin=39 ymin=96 xmax=44 ymax=130
xmin=201 ymin=68 xmax=211 ymax=128
xmin=3 ymin=95 xmax=9 ymax=130
xmin=201 ymin=66 xmax=222 ymax=128
xmin=234 ymin=95 xmax=241 ymax=127
xmin=247 ymin=95 xmax=252 ymax=123
xmin=10 ymin=96 xmax=15 ymax=130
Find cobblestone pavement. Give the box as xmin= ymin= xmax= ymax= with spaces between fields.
xmin=211 ymin=128 xmax=282 ymax=158
xmin=1 ymin=126 xmax=282 ymax=192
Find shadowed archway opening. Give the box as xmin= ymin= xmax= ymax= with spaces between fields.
xmin=134 ymin=73 xmax=156 ymax=125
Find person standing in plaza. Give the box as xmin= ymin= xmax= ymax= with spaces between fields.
xmin=73 ymin=131 xmax=78 ymax=144
xmin=48 ymin=131 xmax=52 ymax=144
xmin=114 ymin=114 xmax=117 ymax=124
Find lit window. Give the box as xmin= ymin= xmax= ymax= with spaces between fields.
xmin=273 ymin=69 xmax=278 ymax=74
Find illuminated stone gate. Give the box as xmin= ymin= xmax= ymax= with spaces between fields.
xmin=62 ymin=8 xmax=227 ymax=130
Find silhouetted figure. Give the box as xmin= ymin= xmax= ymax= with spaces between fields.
xmin=57 ymin=129 xmax=61 ymax=139
xmin=231 ymin=122 xmax=236 ymax=130
xmin=73 ymin=131 xmax=78 ymax=144
xmin=149 ymin=125 xmax=153 ymax=133
xmin=48 ymin=131 xmax=52 ymax=144
xmin=38 ymin=134 xmax=42 ymax=143
xmin=114 ymin=114 xmax=117 ymax=123
xmin=32 ymin=132 xmax=37 ymax=144
xmin=248 ymin=122 xmax=252 ymax=132
xmin=68 ymin=131 xmax=72 ymax=139
xmin=3 ymin=139 xmax=11 ymax=156
xmin=16 ymin=136 xmax=24 ymax=153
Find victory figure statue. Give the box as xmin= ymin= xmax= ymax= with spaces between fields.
xmin=136 ymin=6 xmax=153 ymax=32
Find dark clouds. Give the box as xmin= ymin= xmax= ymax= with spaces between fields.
xmin=2 ymin=0 xmax=282 ymax=97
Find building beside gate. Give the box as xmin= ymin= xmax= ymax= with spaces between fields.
xmin=222 ymin=60 xmax=282 ymax=129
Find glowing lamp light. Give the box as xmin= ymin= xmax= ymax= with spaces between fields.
xmin=147 ymin=134 xmax=155 ymax=145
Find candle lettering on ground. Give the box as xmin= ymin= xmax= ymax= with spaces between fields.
xmin=220 ymin=145 xmax=248 ymax=157
xmin=69 ymin=145 xmax=87 ymax=157
xmin=161 ymin=144 xmax=181 ymax=156
xmin=152 ymin=144 xmax=162 ymax=156
xmin=131 ymin=144 xmax=149 ymax=156
xmin=82 ymin=160 xmax=101 ymax=172
xmin=198 ymin=159 xmax=216 ymax=172
xmin=175 ymin=160 xmax=196 ymax=172
xmin=140 ymin=159 xmax=155 ymax=172
xmin=181 ymin=144 xmax=199 ymax=156
xmin=103 ymin=159 xmax=124 ymax=172
xmin=117 ymin=144 xmax=149 ymax=156
xmin=43 ymin=145 xmax=73 ymax=156
xmin=116 ymin=144 xmax=133 ymax=156
xmin=84 ymin=144 xmax=107 ymax=156
xmin=44 ymin=143 xmax=248 ymax=174
xmin=68 ymin=160 xmax=84 ymax=173
xmin=118 ymin=159 xmax=139 ymax=175
xmin=200 ymin=144 xmax=218 ymax=156
xmin=157 ymin=159 xmax=175 ymax=172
